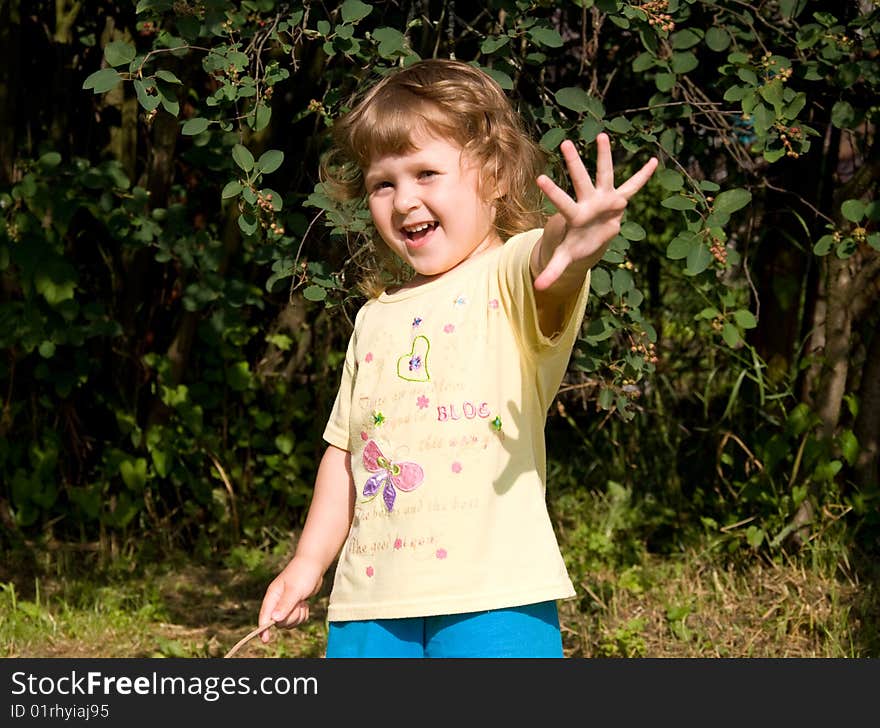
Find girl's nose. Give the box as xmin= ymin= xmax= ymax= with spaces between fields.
xmin=393 ymin=186 xmax=419 ymax=214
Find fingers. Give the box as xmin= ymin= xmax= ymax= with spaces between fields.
xmin=269 ymin=585 xmax=305 ymax=625
xmin=537 ymin=174 xmax=579 ymax=220
xmin=617 ymin=156 xmax=659 ymax=199
xmin=559 ymin=139 xmax=594 ymax=199
xmin=258 ymin=585 xmax=281 ymax=643
xmin=593 ymin=133 xmax=614 ymax=190
xmin=549 ymin=134 xmax=654 ymax=203
xmin=533 ymin=246 xmax=572 ymax=291
xmin=258 ymin=582 xmax=307 ymax=643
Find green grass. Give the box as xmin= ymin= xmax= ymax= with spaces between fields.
xmin=1 ymin=488 xmax=877 ymax=658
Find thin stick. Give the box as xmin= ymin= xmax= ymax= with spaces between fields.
xmin=224 ymin=622 xmax=277 ymax=659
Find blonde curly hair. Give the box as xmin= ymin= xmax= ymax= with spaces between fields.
xmin=321 ymin=59 xmax=548 ymax=297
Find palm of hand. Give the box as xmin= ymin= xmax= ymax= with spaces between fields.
xmin=533 ymin=134 xmax=658 ymax=291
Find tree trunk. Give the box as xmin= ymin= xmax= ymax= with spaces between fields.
xmin=854 ymin=322 xmax=880 ymax=491
xmin=816 ymin=255 xmax=855 ymax=438
xmin=0 ymin=0 xmax=21 ymax=186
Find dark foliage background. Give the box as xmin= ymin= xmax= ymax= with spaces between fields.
xmin=1 ymin=0 xmax=877 ymax=591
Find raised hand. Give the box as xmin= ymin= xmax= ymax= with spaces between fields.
xmin=532 ymin=133 xmax=658 ymax=292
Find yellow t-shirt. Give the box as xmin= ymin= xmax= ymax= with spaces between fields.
xmin=322 ymin=228 xmax=591 ymax=621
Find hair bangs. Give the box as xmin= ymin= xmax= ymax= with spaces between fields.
xmin=345 ymin=89 xmax=461 ymax=169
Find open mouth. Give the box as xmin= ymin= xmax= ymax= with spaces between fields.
xmin=402 ymin=221 xmax=438 ymax=246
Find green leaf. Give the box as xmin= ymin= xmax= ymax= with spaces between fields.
xmin=686 ymin=242 xmax=713 ymax=276
xmin=155 ymin=69 xmax=182 ymax=84
xmin=555 ymin=86 xmax=592 ymax=113
xmin=481 ymin=35 xmax=510 ymax=54
xmin=657 ymin=168 xmax=684 ymax=191
xmin=251 ymin=102 xmax=272 ymax=132
xmin=655 ymin=73 xmax=676 ymax=92
xmin=275 ymin=434 xmax=295 ymax=455
xmin=812 ymin=234 xmax=834 ymax=255
xmin=529 ymin=27 xmax=564 ymax=48
xmin=181 ymin=117 xmax=210 ymax=135
xmin=151 ymin=450 xmax=170 ymax=478
xmin=713 ymin=188 xmax=752 ymax=215
xmin=723 ymin=85 xmax=750 ymax=102
xmin=705 ymin=27 xmax=731 ymax=52
xmin=119 ymin=458 xmax=148 ymax=491
xmin=589 ymin=267 xmax=611 ymax=295
xmin=722 ymin=323 xmax=741 ymax=347
xmin=134 ymin=79 xmax=160 ymax=111
xmin=662 ymin=195 xmax=696 ymax=211
xmin=480 ymin=67 xmax=513 ymax=90
xmin=672 ymin=29 xmax=702 ymax=49
xmin=104 ymin=41 xmax=136 ymax=67
xmin=606 ymin=116 xmax=632 ymax=133
xmin=227 ymin=361 xmax=252 ymax=392
xmin=841 ymin=199 xmax=865 ymax=222
xmin=784 ymin=92 xmax=807 ymax=120
xmin=831 ymin=100 xmax=855 ymax=129
xmin=838 ymin=430 xmax=859 ymax=466
xmin=221 ymin=180 xmax=242 ymax=199
xmin=671 ymin=52 xmax=698 ymax=74
xmin=303 ymin=285 xmax=327 ymax=302
xmin=160 ymin=93 xmax=179 ymax=116
xmin=751 ymin=103 xmax=774 ymax=136
xmin=763 ymin=147 xmax=786 ymax=163
xmin=746 ymin=526 xmax=764 ymax=549
xmin=238 ymin=213 xmax=258 ymax=236
xmin=232 ymin=144 xmax=255 ymax=172
xmin=38 ymin=152 xmax=62 ymax=169
xmin=38 ymin=340 xmax=56 ymax=358
xmin=598 ymin=388 xmax=615 ymax=410
xmin=341 ymin=0 xmax=373 ymax=23
xmin=539 ymin=127 xmax=567 ymax=151
xmin=578 ymin=117 xmax=603 ymax=143
xmin=836 ymin=237 xmax=857 ymax=259
xmin=620 ymin=222 xmax=646 ymax=241
xmin=257 ymin=149 xmax=284 ymax=175
xmin=667 ymin=233 xmax=695 ymax=260
xmin=759 ymin=80 xmax=784 ymax=111
xmin=632 ymin=52 xmax=655 ymax=72
xmin=83 ymin=68 xmax=123 ymax=94
xmin=612 ymin=268 xmax=634 ymax=296
xmin=733 ymin=309 xmax=757 ymax=329
xmin=697 ymin=307 xmax=721 ymax=320
xmin=373 ymin=27 xmax=407 ymax=58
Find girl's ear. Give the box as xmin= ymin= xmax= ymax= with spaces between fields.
xmin=482 ymin=162 xmax=507 ymax=201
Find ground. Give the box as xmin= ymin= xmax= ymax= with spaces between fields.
xmin=2 ymin=541 xmax=876 ymax=658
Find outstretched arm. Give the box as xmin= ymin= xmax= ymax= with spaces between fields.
xmin=258 ymin=444 xmax=355 ymax=641
xmin=530 ymin=133 xmax=658 ymax=336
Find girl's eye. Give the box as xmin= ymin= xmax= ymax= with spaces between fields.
xmin=419 ymin=170 xmax=438 ymax=179
xmin=372 ymin=181 xmax=392 ymax=191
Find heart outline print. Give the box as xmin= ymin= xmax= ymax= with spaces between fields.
xmin=397 ymin=335 xmax=431 ymax=382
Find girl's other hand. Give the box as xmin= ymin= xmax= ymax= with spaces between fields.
xmin=257 ymin=556 xmax=324 ymax=643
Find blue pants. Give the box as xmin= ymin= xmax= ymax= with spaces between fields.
xmin=325 ymin=600 xmax=563 ymax=658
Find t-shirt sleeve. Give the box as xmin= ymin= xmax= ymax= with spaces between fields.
xmin=497 ymin=228 xmax=592 ymax=409
xmin=321 ymin=309 xmax=362 ymax=452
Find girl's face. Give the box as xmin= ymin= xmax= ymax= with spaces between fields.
xmin=364 ymin=131 xmax=502 ymax=280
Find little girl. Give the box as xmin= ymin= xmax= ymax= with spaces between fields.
xmin=259 ymin=59 xmax=656 ymax=657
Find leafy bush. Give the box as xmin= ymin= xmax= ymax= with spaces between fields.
xmin=1 ymin=0 xmax=877 ymax=565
